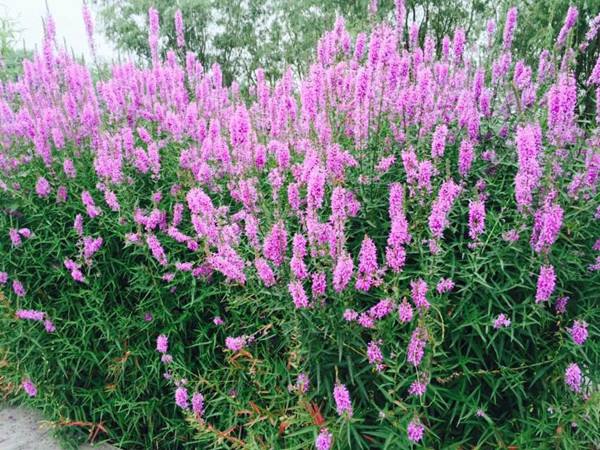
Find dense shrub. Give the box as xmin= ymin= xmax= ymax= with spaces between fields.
xmin=1 ymin=2 xmax=599 ymax=449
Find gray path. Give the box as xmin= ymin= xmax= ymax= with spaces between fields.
xmin=0 ymin=407 xmax=118 ymax=450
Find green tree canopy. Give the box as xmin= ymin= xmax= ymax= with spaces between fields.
xmin=96 ymin=0 xmax=598 ymax=95
xmin=0 ymin=15 xmax=31 ymax=81
xmin=97 ymin=0 xmax=500 ymax=87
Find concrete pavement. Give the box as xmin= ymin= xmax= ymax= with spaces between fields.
xmin=0 ymin=407 xmax=118 ymax=450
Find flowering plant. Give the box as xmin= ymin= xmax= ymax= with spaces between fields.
xmin=0 ymin=1 xmax=598 ymax=448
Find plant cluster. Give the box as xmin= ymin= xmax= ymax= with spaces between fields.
xmin=0 ymin=1 xmax=599 ymax=448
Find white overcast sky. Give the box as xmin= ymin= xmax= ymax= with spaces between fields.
xmin=1 ymin=0 xmax=116 ymax=61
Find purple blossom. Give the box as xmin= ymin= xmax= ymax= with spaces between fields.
xmin=186 ymin=188 xmax=213 ymax=215
xmin=436 ymin=278 xmax=455 ymax=294
xmin=388 ymin=183 xmax=407 ymax=223
xmin=368 ymin=299 xmax=395 ymax=320
xmin=287 ymin=183 xmax=301 ymax=211
xmin=290 ymin=255 xmax=308 ymax=280
xmin=385 ymin=243 xmax=406 ymax=273
xmin=74 ymin=214 xmax=84 ymax=236
xmin=333 ymin=252 xmax=354 ymax=292
xmin=44 ymin=320 xmax=56 ymax=333
xmin=191 ymin=392 xmax=204 ymax=417
xmin=386 ymin=184 xmax=411 ymax=273
xmin=175 ymin=262 xmax=193 ymax=272
xmin=35 ymin=177 xmax=51 ymax=198
xmin=12 ymin=280 xmax=26 ymax=297
xmin=502 ymin=7 xmax=518 ymax=50
xmin=395 ymin=0 xmax=405 ymax=39
xmin=515 ymin=123 xmax=542 ymax=209
xmin=81 ymin=191 xmax=101 ymax=218
xmin=175 ymin=387 xmax=189 ymax=409
xmin=18 ymin=228 xmax=32 ymax=238
xmin=589 ymin=256 xmax=600 ymax=272
xmin=453 ymin=27 xmax=466 ymax=62
xmin=410 ymin=279 xmax=430 ymax=310
xmin=493 ymin=313 xmax=511 ymax=329
xmin=307 ymin=168 xmax=326 ymax=210
xmin=556 ymin=6 xmax=579 ymax=48
xmin=581 ymin=13 xmax=600 ymax=53
xmin=9 ymin=229 xmax=21 ymax=247
xmin=254 ymin=258 xmax=276 ymax=287
xmin=64 ymin=159 xmax=78 ymax=179
xmin=82 ymin=4 xmax=94 ymax=54
xmin=355 ymin=236 xmax=379 ymax=291
xmin=156 ymin=334 xmax=168 ymax=353
xmin=547 ymin=73 xmax=577 ymax=145
xmin=104 ymin=190 xmax=120 ymax=212
xmin=357 ymin=313 xmax=375 ymax=329
xmin=486 ymin=19 xmax=496 ymax=46
xmin=398 ymin=299 xmax=413 ymax=323
xmin=225 ymin=335 xmax=248 ymax=352
xmin=407 ymin=419 xmax=425 ymax=443
xmin=290 ymin=234 xmax=308 ymax=278
xmin=368 ymin=0 xmax=378 ymax=15
xmin=83 ymin=236 xmax=103 ymax=261
xmin=292 ymin=234 xmax=307 ymax=258
xmin=315 ymin=429 xmax=333 ymax=450
xmin=407 ymin=328 xmax=427 ymax=367
xmin=564 ymin=363 xmax=582 ymax=393
xmin=146 ymin=234 xmax=168 ymax=266
xmin=333 ymin=383 xmax=353 ymax=417
xmin=428 ymin=180 xmax=461 ymax=239
xmin=513 ymin=60 xmax=532 ymax=90
xmin=458 ymin=139 xmax=474 ymax=177
xmin=311 ymin=272 xmax=326 ymax=298
xmin=343 ymin=309 xmax=358 ymax=321
xmin=148 ymin=7 xmax=160 ymax=65
xmin=263 ymin=221 xmax=287 ymax=267
xmin=431 ymin=124 xmax=448 ymax=158
xmin=367 ymin=340 xmax=384 ymax=372
xmin=408 ymin=380 xmax=428 ymax=397
xmin=568 ymin=321 xmax=588 ymax=345
xmin=530 ymin=203 xmax=563 ymax=253
xmin=376 ymin=155 xmax=396 ymax=173
xmin=288 ymin=280 xmax=309 ymax=309
xmin=294 ymin=373 xmax=310 ymax=394
xmin=209 ymin=245 xmax=246 ymax=284
xmin=535 ymin=265 xmax=556 ymax=303
xmin=174 ymin=9 xmax=185 ymax=48
xmin=65 ymin=259 xmax=85 ymax=283
xmin=589 ymin=56 xmax=600 ymax=85
xmin=22 ymin=379 xmax=37 ymax=397
xmin=162 ymin=273 xmax=175 ymax=282
xmin=468 ymin=200 xmax=486 ymax=240
xmin=15 ymin=309 xmax=44 ymax=321
xmin=503 ymin=229 xmax=520 ymax=243
xmin=555 ymin=296 xmax=569 ymax=314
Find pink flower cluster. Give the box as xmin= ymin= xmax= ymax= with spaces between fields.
xmin=15 ymin=309 xmax=55 ymax=333
xmin=0 ymin=3 xmax=596 ymax=445
xmin=333 ymin=383 xmax=353 ymax=417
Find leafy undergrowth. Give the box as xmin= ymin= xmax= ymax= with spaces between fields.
xmin=0 ymin=2 xmax=599 ymax=450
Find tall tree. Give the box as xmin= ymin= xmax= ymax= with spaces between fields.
xmin=97 ymin=0 xmax=496 ymax=86
xmin=0 ymin=15 xmax=30 ymax=81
